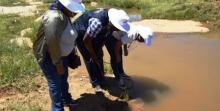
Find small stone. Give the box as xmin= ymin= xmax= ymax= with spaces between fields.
xmin=0 ymin=104 xmax=7 ymax=110
xmin=10 ymin=37 xmax=33 ymax=48
xmin=91 ymin=2 xmax=98 ymax=7
xmin=79 ymin=78 xmax=83 ymax=81
xmin=20 ymin=28 xmax=32 ymax=37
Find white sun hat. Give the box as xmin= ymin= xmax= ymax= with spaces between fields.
xmin=58 ymin=0 xmax=85 ymax=13
xmin=108 ymin=8 xmax=131 ymax=32
xmin=136 ymin=25 xmax=153 ymax=46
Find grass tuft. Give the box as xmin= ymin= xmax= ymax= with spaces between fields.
xmin=104 ymin=62 xmax=113 ymax=74
xmin=8 ymin=101 xmax=42 ymax=111
xmin=0 ymin=0 xmax=28 ymax=6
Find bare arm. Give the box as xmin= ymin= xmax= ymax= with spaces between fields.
xmin=83 ymin=33 xmax=97 ymax=62
xmin=114 ymin=40 xmax=122 ymax=63
xmin=84 ymin=18 xmax=102 ymax=62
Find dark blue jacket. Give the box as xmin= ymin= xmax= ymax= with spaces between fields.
xmin=73 ymin=8 xmax=114 ymax=45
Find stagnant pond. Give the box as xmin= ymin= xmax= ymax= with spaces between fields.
xmin=120 ymin=33 xmax=220 ymax=111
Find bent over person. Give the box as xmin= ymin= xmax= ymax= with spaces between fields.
xmin=72 ymin=8 xmax=132 ymax=92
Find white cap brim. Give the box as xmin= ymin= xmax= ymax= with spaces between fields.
xmin=59 ymin=0 xmax=85 ymax=13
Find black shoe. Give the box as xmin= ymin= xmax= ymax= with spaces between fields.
xmin=121 ymin=74 xmax=131 ymax=80
xmin=63 ymin=99 xmax=78 ymax=107
xmin=119 ymin=78 xmax=126 ymax=90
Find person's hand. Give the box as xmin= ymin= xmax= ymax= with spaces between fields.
xmin=123 ymin=45 xmax=128 ymax=56
xmin=124 ymin=48 xmax=128 ymax=56
xmin=56 ymin=64 xmax=65 ymax=75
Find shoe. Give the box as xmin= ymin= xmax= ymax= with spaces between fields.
xmin=95 ymin=85 xmax=103 ymax=93
xmin=121 ymin=74 xmax=131 ymax=80
xmin=119 ymin=78 xmax=126 ymax=90
xmin=63 ymin=98 xmax=78 ymax=107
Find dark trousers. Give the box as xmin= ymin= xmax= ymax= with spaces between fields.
xmin=76 ymin=37 xmax=104 ymax=87
xmin=39 ymin=54 xmax=71 ymax=111
xmin=105 ymin=36 xmax=125 ymax=80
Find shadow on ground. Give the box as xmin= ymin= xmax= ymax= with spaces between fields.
xmin=102 ymin=75 xmax=170 ymax=103
xmin=69 ymin=92 xmax=131 ymax=111
xmin=68 ymin=75 xmax=170 ymax=111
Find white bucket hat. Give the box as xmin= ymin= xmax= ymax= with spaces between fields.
xmin=58 ymin=0 xmax=85 ymax=13
xmin=108 ymin=8 xmax=131 ymax=32
xmin=136 ymin=25 xmax=153 ymax=46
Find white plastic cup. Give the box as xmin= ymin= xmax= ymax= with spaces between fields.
xmin=145 ymin=36 xmax=152 ymax=46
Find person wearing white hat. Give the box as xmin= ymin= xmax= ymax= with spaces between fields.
xmin=104 ymin=24 xmax=153 ymax=89
xmin=72 ymin=8 xmax=132 ymax=92
xmin=33 ymin=0 xmax=85 ymax=110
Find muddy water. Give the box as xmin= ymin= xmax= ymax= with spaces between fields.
xmin=122 ymin=33 xmax=220 ymax=111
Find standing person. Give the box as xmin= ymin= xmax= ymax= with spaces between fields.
xmin=33 ymin=0 xmax=85 ymax=111
xmin=72 ymin=8 xmax=132 ymax=92
xmin=104 ymin=24 xmax=153 ymax=89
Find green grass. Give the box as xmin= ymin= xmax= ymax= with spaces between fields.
xmin=104 ymin=62 xmax=113 ymax=74
xmin=0 ymin=14 xmax=40 ymax=92
xmin=0 ymin=0 xmax=53 ymax=6
xmin=0 ymin=0 xmax=28 ymax=6
xmin=141 ymin=1 xmax=219 ymax=20
xmin=40 ymin=0 xmax=53 ymax=3
xmin=88 ymin=0 xmax=220 ymax=29
xmin=8 ymin=101 xmax=42 ymax=111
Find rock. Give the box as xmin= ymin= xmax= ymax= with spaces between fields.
xmin=13 ymin=2 xmax=22 ymax=5
xmin=10 ymin=37 xmax=33 ymax=48
xmin=0 ymin=104 xmax=7 ymax=110
xmin=20 ymin=28 xmax=33 ymax=37
xmin=91 ymin=2 xmax=98 ymax=7
xmin=26 ymin=0 xmax=34 ymax=2
xmin=81 ymin=75 xmax=88 ymax=78
xmin=79 ymin=78 xmax=83 ymax=81
xmin=29 ymin=2 xmax=44 ymax=5
xmin=0 ymin=6 xmax=36 ymax=15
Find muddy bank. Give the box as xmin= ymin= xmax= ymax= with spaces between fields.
xmin=133 ymin=19 xmax=209 ymax=33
